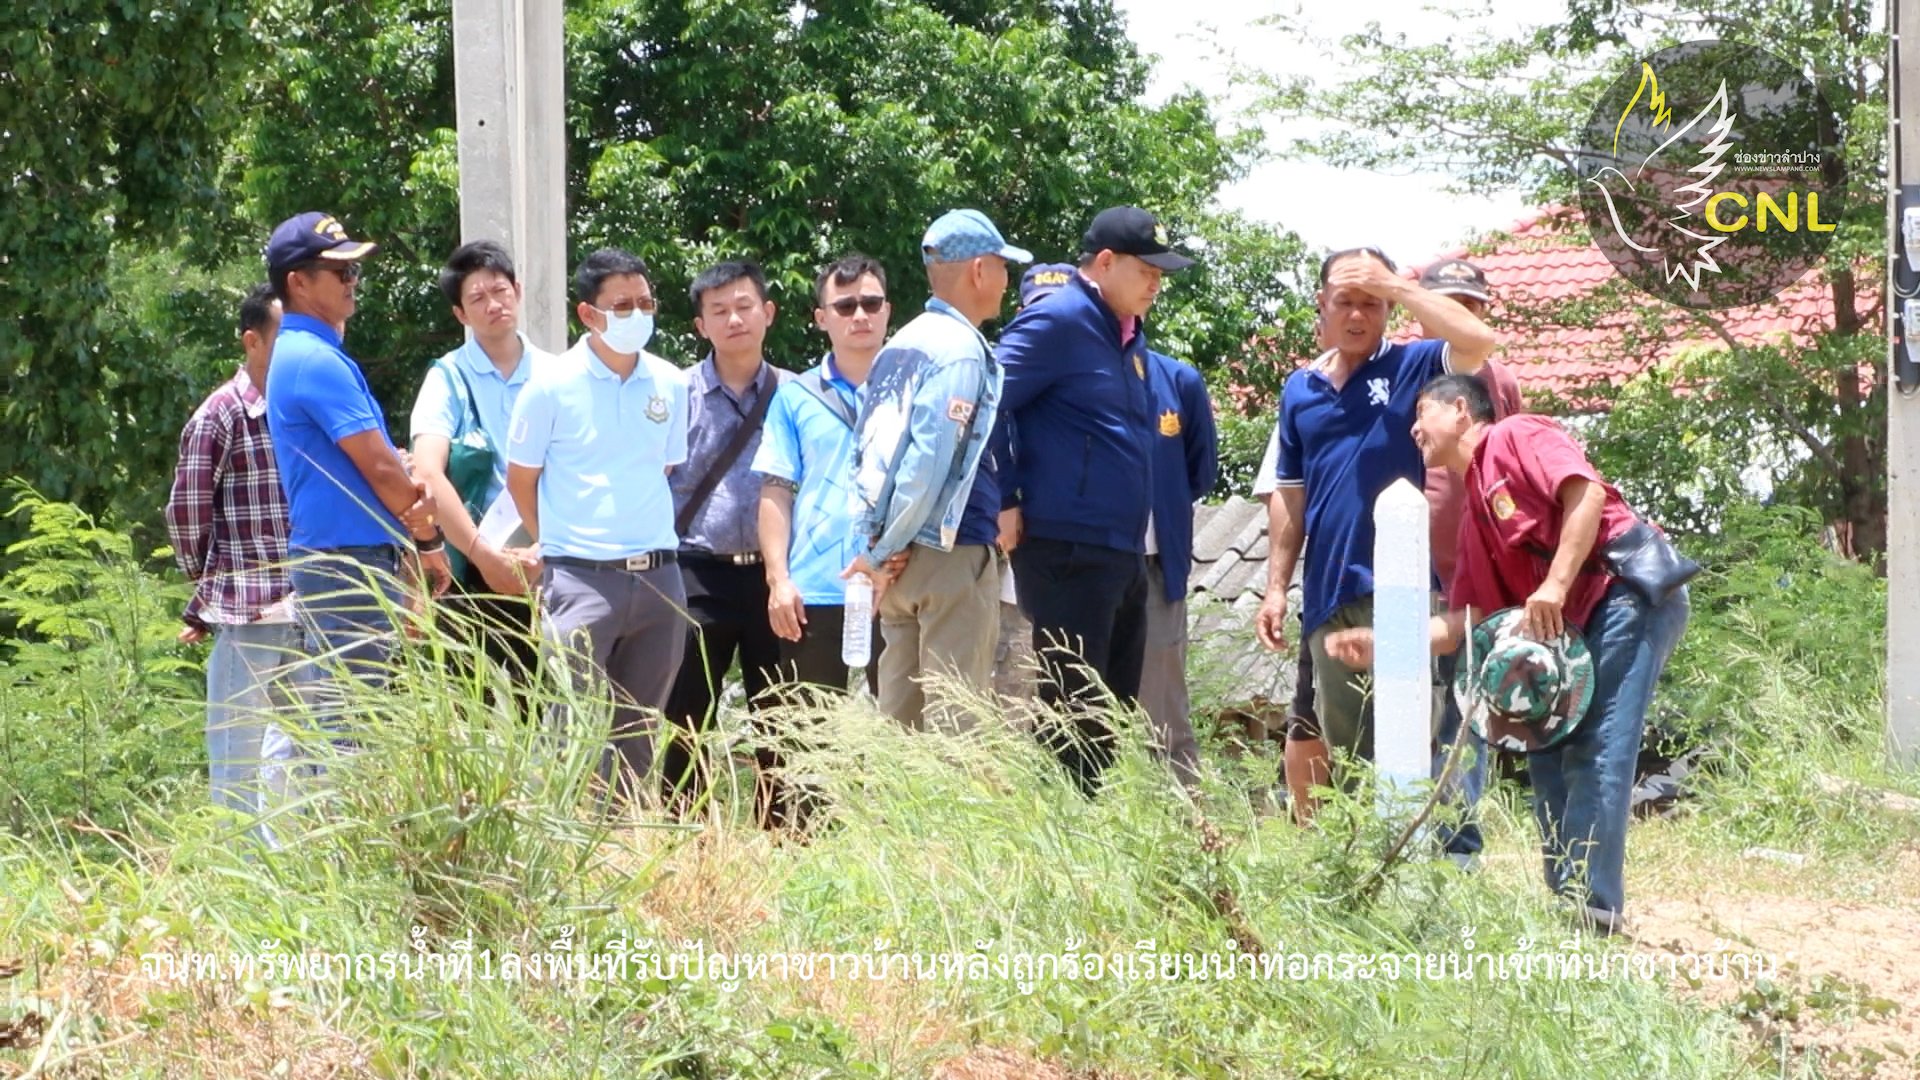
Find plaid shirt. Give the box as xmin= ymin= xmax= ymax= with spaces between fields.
xmin=165 ymin=368 xmax=292 ymax=628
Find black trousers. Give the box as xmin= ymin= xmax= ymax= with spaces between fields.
xmin=442 ymin=571 xmax=541 ymax=715
xmin=661 ymin=557 xmax=782 ymax=815
xmin=753 ymin=604 xmax=883 ymax=831
xmin=1011 ymin=536 xmax=1148 ymax=796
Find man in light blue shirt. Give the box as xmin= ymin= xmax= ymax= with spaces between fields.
xmin=411 ymin=239 xmax=551 ymax=688
xmin=506 ymin=248 xmax=690 ymax=801
xmin=846 ymin=209 xmax=1029 ymax=732
xmin=750 ymin=253 xmax=891 ymax=828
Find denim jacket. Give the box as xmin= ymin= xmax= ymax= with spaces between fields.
xmin=850 ymin=299 xmax=1002 ymax=563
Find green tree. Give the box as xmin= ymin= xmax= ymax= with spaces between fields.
xmin=232 ymin=0 xmax=1301 ymax=419
xmin=0 ymin=2 xmax=261 ymax=538
xmin=1255 ymin=0 xmax=1887 ymax=554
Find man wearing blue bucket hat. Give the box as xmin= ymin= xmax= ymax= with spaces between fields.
xmin=1328 ymin=371 xmax=1693 ymax=934
xmin=845 ymin=209 xmax=1030 ymax=732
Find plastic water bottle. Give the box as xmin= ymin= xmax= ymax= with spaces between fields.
xmin=842 ymin=573 xmax=873 ymax=668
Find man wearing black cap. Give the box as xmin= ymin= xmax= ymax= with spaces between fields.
xmin=997 ymin=206 xmax=1194 ymax=795
xmin=264 ymin=212 xmax=449 ymax=737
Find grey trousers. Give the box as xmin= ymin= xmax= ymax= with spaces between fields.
xmin=1140 ymin=557 xmax=1200 ymax=787
xmin=542 ymin=561 xmax=688 ymax=799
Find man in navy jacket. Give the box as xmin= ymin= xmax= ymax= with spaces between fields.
xmin=1141 ymin=350 xmax=1218 ymax=788
xmin=996 ymin=206 xmax=1195 ymax=795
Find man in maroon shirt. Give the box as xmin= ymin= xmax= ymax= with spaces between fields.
xmin=1416 ymin=258 xmax=1524 ymax=860
xmin=1329 ymin=372 xmax=1690 ymax=933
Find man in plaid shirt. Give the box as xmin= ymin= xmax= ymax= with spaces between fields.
xmin=166 ymin=283 xmax=300 ymax=841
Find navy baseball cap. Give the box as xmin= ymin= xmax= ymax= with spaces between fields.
xmin=266 ymin=212 xmax=378 ymax=274
xmin=1019 ymin=263 xmax=1076 ymax=308
xmin=1080 ymin=206 xmax=1193 ymax=271
xmin=921 ymin=209 xmax=1033 ymax=266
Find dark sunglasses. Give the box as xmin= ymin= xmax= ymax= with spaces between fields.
xmin=826 ymin=295 xmax=886 ymax=317
xmin=303 ymin=261 xmax=364 ymax=284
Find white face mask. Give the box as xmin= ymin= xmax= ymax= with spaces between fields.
xmin=596 ymin=308 xmax=654 ymax=354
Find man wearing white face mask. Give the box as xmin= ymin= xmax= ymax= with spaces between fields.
xmin=506 ymin=247 xmax=691 ymax=804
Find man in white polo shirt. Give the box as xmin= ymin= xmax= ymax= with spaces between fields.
xmin=506 ymin=247 xmax=691 ymax=802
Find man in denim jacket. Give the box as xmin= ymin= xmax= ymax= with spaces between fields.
xmin=846 ymin=209 xmax=1030 ymax=731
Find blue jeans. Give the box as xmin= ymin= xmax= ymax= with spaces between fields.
xmin=1528 ymin=581 xmax=1690 ymax=917
xmin=290 ymin=546 xmax=406 ymax=744
xmin=206 ymin=621 xmax=303 ymax=845
xmin=1433 ymin=649 xmax=1488 ymax=856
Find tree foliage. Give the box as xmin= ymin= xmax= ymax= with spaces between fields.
xmin=1255 ymin=0 xmax=1888 ymax=554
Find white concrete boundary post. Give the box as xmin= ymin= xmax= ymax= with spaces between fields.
xmin=1373 ymin=478 xmax=1433 ymax=815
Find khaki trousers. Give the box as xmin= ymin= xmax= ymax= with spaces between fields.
xmin=876 ymin=543 xmax=1000 ymax=732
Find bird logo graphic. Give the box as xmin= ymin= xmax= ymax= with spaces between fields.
xmin=1582 ymin=62 xmax=1738 ymax=292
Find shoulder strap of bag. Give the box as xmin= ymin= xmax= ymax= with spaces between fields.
xmin=674 ymin=366 xmax=778 ymax=538
xmin=795 ymin=366 xmax=857 ymax=429
xmin=436 ymin=354 xmax=485 ymax=440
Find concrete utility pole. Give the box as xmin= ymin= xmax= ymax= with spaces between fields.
xmin=452 ymin=0 xmax=566 ymax=352
xmin=1888 ymin=0 xmax=1920 ymax=768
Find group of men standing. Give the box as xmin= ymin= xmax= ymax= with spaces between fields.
xmin=166 ymin=208 xmax=1685 ymax=931
xmin=166 ymin=203 xmax=1220 ymax=842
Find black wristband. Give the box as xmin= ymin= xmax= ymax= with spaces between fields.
xmin=414 ymin=528 xmax=446 ymax=555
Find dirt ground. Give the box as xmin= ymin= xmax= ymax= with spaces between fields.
xmin=1632 ymin=848 xmax=1920 ymax=1079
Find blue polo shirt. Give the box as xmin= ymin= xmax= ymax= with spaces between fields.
xmin=409 ymin=333 xmax=551 ymax=508
xmin=750 ymin=354 xmax=862 ymax=606
xmin=1276 ymin=337 xmax=1450 ymax=635
xmin=506 ymin=336 xmax=688 ymax=559
xmin=265 ymin=312 xmax=403 ymax=551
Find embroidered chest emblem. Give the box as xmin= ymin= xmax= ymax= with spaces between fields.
xmin=645 ymin=395 xmax=670 ymax=423
xmin=1366 ymin=377 xmax=1391 ymax=406
xmin=1159 ymin=410 xmax=1182 ymax=437
xmin=1490 ymin=490 xmax=1517 ymax=521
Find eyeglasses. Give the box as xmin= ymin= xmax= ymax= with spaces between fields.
xmin=601 ymin=296 xmax=658 ymax=315
xmin=826 ymin=295 xmax=887 ymax=317
xmin=302 ymin=261 xmax=363 ymax=284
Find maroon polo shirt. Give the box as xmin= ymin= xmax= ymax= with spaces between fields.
xmin=1448 ymin=413 xmax=1639 ymax=630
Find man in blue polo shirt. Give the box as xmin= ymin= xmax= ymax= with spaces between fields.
xmin=265 ymin=212 xmax=449 ymax=737
xmin=845 ymin=209 xmax=1029 ymax=733
xmin=506 ymin=248 xmax=690 ymax=802
xmin=750 ymin=253 xmax=890 ymax=829
xmin=1253 ymin=246 xmax=1494 ymax=778
xmin=997 ymin=205 xmax=1195 ymax=796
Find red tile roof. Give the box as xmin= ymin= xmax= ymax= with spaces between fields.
xmin=1388 ymin=207 xmax=1878 ymax=410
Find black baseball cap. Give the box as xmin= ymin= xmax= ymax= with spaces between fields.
xmin=1419 ymin=258 xmax=1492 ymax=303
xmin=266 ymin=212 xmax=378 ymax=274
xmin=1079 ymin=206 xmax=1194 ymax=271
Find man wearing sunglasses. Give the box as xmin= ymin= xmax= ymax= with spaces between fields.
xmin=747 ymin=253 xmax=891 ymax=829
xmin=264 ymin=212 xmax=449 ymax=745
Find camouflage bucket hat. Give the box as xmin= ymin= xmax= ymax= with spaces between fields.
xmin=1454 ymin=607 xmax=1598 ymax=753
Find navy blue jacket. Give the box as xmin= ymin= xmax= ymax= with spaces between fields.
xmin=1147 ymin=351 xmax=1219 ymax=601
xmin=996 ymin=273 xmax=1158 ymax=552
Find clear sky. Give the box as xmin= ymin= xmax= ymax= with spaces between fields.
xmin=1112 ymin=0 xmax=1563 ymax=269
